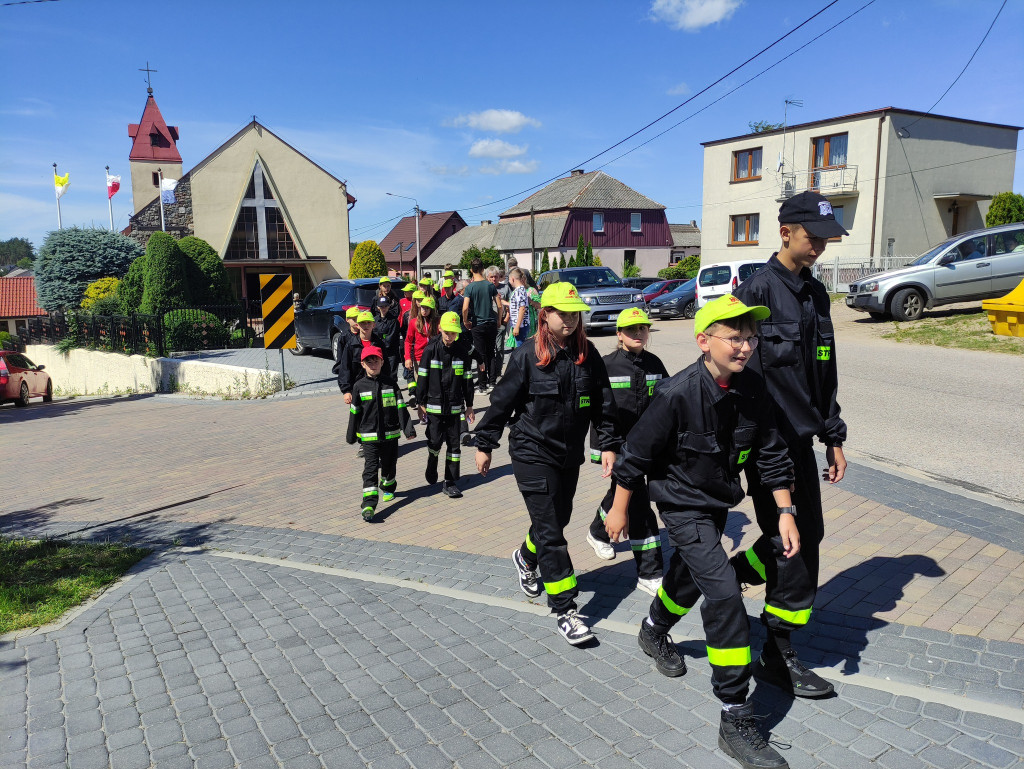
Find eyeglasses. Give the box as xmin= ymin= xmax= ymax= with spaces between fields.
xmin=706 ymin=334 xmax=759 ymax=350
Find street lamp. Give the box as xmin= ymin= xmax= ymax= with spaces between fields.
xmin=387 ymin=192 xmax=421 ymax=277
xmin=390 ymin=241 xmax=415 ymax=276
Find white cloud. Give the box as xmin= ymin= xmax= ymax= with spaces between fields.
xmin=468 ymin=139 xmax=527 ymax=159
xmin=450 ymin=109 xmax=541 ymax=134
xmin=479 ymin=159 xmax=539 ymax=175
xmin=667 ymin=82 xmax=691 ymax=96
xmin=429 ymin=165 xmax=471 ymax=177
xmin=650 ymin=0 xmax=741 ymax=31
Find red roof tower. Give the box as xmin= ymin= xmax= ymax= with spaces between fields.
xmin=127 ymin=88 xmax=183 ymax=213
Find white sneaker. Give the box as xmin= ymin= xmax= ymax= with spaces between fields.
xmin=637 ymin=577 xmax=663 ymax=597
xmin=586 ymin=531 xmax=615 ymax=561
xmin=556 ymin=610 xmax=594 ymax=645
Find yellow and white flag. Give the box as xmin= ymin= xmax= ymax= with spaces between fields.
xmin=54 ymin=171 xmax=70 ymax=199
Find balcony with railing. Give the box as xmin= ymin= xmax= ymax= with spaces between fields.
xmin=778 ymin=164 xmax=858 ymax=200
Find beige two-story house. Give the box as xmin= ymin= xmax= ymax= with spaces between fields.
xmin=700 ymin=108 xmax=1019 ymax=269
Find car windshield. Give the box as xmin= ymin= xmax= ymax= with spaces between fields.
xmin=560 ymin=268 xmax=623 ymax=288
xmin=645 ymin=281 xmax=667 ymax=294
xmin=910 ymin=240 xmax=957 ymax=266
xmin=663 ymin=279 xmax=696 ymax=297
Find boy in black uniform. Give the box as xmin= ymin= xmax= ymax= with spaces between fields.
xmin=346 ymin=345 xmax=416 ymax=521
xmin=607 ymin=295 xmax=797 ymax=769
xmin=730 ymin=190 xmax=848 ymax=699
xmin=417 ymin=311 xmax=476 ymax=498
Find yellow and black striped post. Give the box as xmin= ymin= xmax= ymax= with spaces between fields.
xmin=260 ymin=274 xmax=297 ymax=350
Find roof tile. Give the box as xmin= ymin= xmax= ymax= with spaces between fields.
xmin=0 ymin=276 xmax=47 ymax=318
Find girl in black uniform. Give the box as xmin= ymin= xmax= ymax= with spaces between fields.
xmin=474 ymin=282 xmax=617 ymax=645
xmin=585 ymin=307 xmax=668 ymax=597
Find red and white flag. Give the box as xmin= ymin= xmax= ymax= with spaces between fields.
xmin=106 ymin=173 xmax=121 ymax=199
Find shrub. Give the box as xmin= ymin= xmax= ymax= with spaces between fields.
xmin=230 ymin=327 xmax=256 ymax=348
xmin=140 ymin=232 xmax=191 ymax=314
xmin=986 ymin=192 xmax=1024 ymax=228
xmin=458 ymin=245 xmax=503 ymax=271
xmin=163 ymin=310 xmax=230 ymax=351
xmin=540 ymin=248 xmax=550 ymax=272
xmin=0 ymin=331 xmax=14 ymax=350
xmin=658 ymin=254 xmax=700 ymax=280
xmin=178 ymin=236 xmax=233 ymax=305
xmin=119 ymin=255 xmax=147 ymax=314
xmin=81 ymin=277 xmax=120 ymax=312
xmin=592 ymin=253 xmax=602 ymax=266
xmin=623 ymin=263 xmax=641 ymax=278
xmin=349 ymin=240 xmax=387 ymax=279
xmin=35 ymin=227 xmax=142 ymax=311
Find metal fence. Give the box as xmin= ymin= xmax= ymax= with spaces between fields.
xmin=813 ymin=255 xmax=918 ymax=293
xmin=23 ymin=303 xmax=264 ymax=357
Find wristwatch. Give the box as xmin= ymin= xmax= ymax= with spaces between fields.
xmin=777 ymin=506 xmax=797 ymax=517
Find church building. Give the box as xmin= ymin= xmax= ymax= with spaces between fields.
xmin=125 ymin=87 xmax=355 ymax=302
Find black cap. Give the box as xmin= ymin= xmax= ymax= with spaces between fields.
xmin=376 ymin=296 xmax=390 ymax=306
xmin=778 ymin=191 xmax=849 ymax=238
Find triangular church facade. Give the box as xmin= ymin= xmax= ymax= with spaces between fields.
xmin=125 ymin=91 xmax=355 ymax=302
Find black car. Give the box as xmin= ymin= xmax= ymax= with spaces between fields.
xmin=621 ymin=276 xmax=662 ymax=291
xmin=292 ymin=278 xmax=401 ymax=360
xmin=646 ymin=278 xmax=697 ymax=320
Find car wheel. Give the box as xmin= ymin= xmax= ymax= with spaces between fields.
xmin=16 ymin=381 xmax=30 ymax=407
xmin=890 ymin=288 xmax=924 ymax=322
xmin=868 ymin=311 xmax=888 ymax=321
xmin=331 ymin=332 xmax=343 ymax=362
xmin=683 ymin=300 xmax=696 ymax=319
xmin=43 ymin=380 xmax=53 ymax=403
xmin=290 ymin=337 xmax=310 ymax=356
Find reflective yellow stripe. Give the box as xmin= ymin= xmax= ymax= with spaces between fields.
xmin=657 ymin=585 xmax=689 ymax=616
xmin=525 ymin=533 xmax=536 ymax=554
xmin=765 ymin=604 xmax=812 ymax=625
xmin=543 ymin=574 xmax=577 ymax=595
xmin=706 ymin=646 xmax=751 ymax=667
xmin=744 ymin=549 xmax=766 ymax=581
xmin=630 ymin=536 xmax=661 ymax=552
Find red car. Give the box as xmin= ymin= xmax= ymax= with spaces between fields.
xmin=0 ymin=350 xmax=52 ymax=407
xmin=642 ymin=279 xmax=689 ymax=304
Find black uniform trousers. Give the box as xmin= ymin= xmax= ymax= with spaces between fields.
xmin=426 ymin=414 xmax=462 ymax=484
xmin=648 ymin=508 xmax=751 ymax=705
xmin=360 ymin=439 xmax=398 ymax=512
xmin=514 ymin=460 xmax=581 ymax=614
xmin=589 ymin=479 xmax=663 ymax=580
xmin=731 ymin=439 xmax=822 ymax=634
xmin=470 ymin=320 xmax=497 ymax=388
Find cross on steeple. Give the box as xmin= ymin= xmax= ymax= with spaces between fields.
xmin=139 ymin=61 xmax=157 ymax=94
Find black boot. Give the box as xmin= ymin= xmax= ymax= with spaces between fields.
xmin=718 ymin=702 xmax=788 ymax=769
xmin=754 ymin=635 xmax=834 ymax=699
xmin=637 ymin=621 xmax=686 ymax=677
xmin=425 ymin=455 xmax=439 ymax=485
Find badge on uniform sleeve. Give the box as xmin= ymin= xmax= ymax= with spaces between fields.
xmin=737 ymin=448 xmax=751 ymax=465
xmin=579 ymin=395 xmax=590 ymax=408
xmin=816 ymin=346 xmax=832 ymax=361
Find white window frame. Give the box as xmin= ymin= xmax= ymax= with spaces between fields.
xmin=593 ymin=212 xmax=604 ymax=233
xmin=630 ymin=213 xmax=642 ymax=233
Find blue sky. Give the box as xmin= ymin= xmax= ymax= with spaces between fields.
xmin=2 ymin=0 xmax=1022 ymax=252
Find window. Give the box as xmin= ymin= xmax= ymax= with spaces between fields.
xmin=150 ymin=133 xmax=160 ymax=147
xmin=729 ymin=214 xmax=759 ymax=245
xmin=152 ymin=172 xmax=159 ymax=187
xmin=593 ymin=212 xmax=604 ymax=233
xmin=699 ymin=266 xmax=732 ymax=287
xmin=829 ymin=205 xmax=845 ymax=241
xmin=630 ymin=213 xmax=642 ymax=233
xmin=733 ymin=147 xmax=762 ymax=181
xmin=738 ymin=262 xmax=766 ymax=282
xmin=994 ymin=228 xmax=1024 ymax=254
xmin=624 ymin=250 xmax=636 ymax=267
xmin=811 ymin=133 xmax=848 ymax=169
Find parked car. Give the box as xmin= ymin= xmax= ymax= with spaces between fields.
xmin=622 ymin=277 xmax=662 ymax=291
xmin=646 ymin=278 xmax=698 ymax=320
xmin=0 ymin=350 xmax=52 ymax=407
xmin=845 ymin=222 xmax=1024 ymax=321
xmin=536 ymin=267 xmax=644 ymax=332
xmin=292 ymin=278 xmax=402 ymax=359
xmin=695 ymin=259 xmax=769 ymax=308
xmin=642 ymin=279 xmax=689 ymax=304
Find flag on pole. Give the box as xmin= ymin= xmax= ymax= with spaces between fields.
xmin=106 ymin=174 xmax=121 ymax=199
xmin=160 ymin=177 xmax=178 ymax=204
xmin=54 ymin=171 xmax=70 ymax=199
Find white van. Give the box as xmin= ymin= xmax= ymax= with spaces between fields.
xmin=696 ymin=258 xmax=769 ymax=308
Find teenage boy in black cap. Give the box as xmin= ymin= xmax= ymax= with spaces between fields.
xmin=729 ymin=190 xmax=848 ymax=699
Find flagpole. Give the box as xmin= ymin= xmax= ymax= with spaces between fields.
xmin=157 ymin=167 xmax=166 ymax=231
xmin=105 ymin=165 xmax=114 ymax=230
xmin=53 ymin=162 xmax=62 ymax=229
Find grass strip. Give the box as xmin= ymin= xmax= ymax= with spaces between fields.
xmin=882 ymin=311 xmax=1024 ymax=356
xmin=0 ymin=537 xmax=151 ymax=634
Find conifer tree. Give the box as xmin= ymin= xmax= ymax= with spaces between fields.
xmin=541 ymin=248 xmax=550 ymax=273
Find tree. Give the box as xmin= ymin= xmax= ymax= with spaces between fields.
xmin=35 ymin=227 xmax=142 ymax=312
xmin=584 ymin=241 xmax=594 ymax=267
xmin=0 ymin=237 xmax=33 ymax=265
xmin=541 ymin=248 xmax=550 ymax=273
xmin=178 ymin=236 xmax=233 ymax=304
xmin=119 ymin=255 xmax=147 ymax=314
xmin=592 ymin=252 xmax=602 ymax=267
xmin=81 ymin=278 xmax=121 ymax=314
xmin=749 ymin=120 xmax=784 ymax=133
xmin=986 ymin=192 xmax=1024 ymax=228
xmin=16 ymin=257 xmax=33 ymax=270
xmin=553 ymin=254 xmax=561 ymax=270
xmin=140 ymin=231 xmax=191 ymax=314
xmin=458 ymin=245 xmax=503 ymax=271
xmin=349 ymin=240 xmax=388 ymax=279
xmin=622 ymin=263 xmax=642 ymax=278
xmin=575 ymin=235 xmax=586 ymax=267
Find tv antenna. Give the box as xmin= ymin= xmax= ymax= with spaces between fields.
xmin=779 ymin=98 xmax=803 ymax=173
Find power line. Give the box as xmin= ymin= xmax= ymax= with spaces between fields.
xmin=1 ymin=0 xmax=59 ymax=5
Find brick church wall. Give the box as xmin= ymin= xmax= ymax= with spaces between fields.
xmin=126 ymin=172 xmax=194 ymax=247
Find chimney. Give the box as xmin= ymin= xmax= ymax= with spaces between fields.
xmin=419 ymin=209 xmax=427 ymax=218
xmin=570 ymin=169 xmax=584 ymax=177
xmin=480 ymin=220 xmax=492 ymax=226
xmin=690 ymin=220 xmax=697 ymax=228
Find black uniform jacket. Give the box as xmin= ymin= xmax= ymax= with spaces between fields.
xmin=590 ymin=348 xmax=669 ymax=455
xmin=474 ymin=339 xmax=617 ymax=468
xmin=345 ymin=375 xmax=414 ymax=444
xmin=334 ymin=330 xmax=393 ymax=394
xmin=613 ymin=357 xmax=794 ymax=513
xmin=373 ymin=299 xmax=401 ymax=354
xmin=734 ymin=254 xmax=846 ymax=448
xmin=417 ymin=335 xmax=476 ymax=416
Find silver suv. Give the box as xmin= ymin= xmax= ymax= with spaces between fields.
xmin=537 ymin=267 xmax=644 ymax=332
xmin=846 ymin=223 xmax=1024 ymax=321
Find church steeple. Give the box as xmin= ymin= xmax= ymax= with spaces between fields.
xmin=127 ymin=87 xmax=182 ymax=214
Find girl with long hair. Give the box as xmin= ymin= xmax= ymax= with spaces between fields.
xmin=405 ymin=296 xmax=440 ymax=424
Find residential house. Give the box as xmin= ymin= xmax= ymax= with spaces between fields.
xmin=670 ymin=221 xmax=701 ymax=263
xmin=0 ymin=276 xmax=47 ymax=337
xmin=700 ymin=108 xmax=1019 ymax=268
xmin=378 ymin=211 xmax=468 ymax=276
xmin=425 ymin=170 xmax=673 ymax=275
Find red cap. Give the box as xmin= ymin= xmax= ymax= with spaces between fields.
xmin=361 ymin=345 xmax=384 ymax=361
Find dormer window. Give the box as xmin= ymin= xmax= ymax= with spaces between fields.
xmin=150 ymin=133 xmax=160 ymax=147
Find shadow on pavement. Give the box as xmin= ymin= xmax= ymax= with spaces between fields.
xmin=0 ymin=394 xmax=157 ymax=423
xmin=1 ymin=498 xmax=103 ymax=535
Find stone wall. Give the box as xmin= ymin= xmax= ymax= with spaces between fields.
xmin=127 ymin=172 xmax=194 ymax=247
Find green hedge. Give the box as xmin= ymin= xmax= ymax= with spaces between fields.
xmin=163 ymin=310 xmax=230 ymax=351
